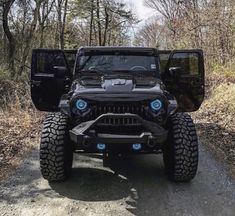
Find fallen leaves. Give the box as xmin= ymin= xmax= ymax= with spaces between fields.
xmin=192 ymin=80 xmax=235 ymax=177
xmin=0 ymin=109 xmax=43 ymax=180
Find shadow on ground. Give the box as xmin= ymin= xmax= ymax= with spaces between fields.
xmin=50 ymin=154 xmax=189 ymax=215
xmin=1 ymin=146 xmax=235 ymax=216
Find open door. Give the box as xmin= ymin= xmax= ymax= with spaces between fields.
xmin=158 ymin=50 xmax=171 ymax=75
xmin=31 ymin=49 xmax=74 ymax=112
xmin=64 ymin=50 xmax=77 ymax=71
xmin=159 ymin=50 xmax=205 ymax=112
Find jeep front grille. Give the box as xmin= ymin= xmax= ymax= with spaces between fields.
xmin=92 ymin=104 xmax=146 ymax=116
xmin=85 ymin=103 xmax=150 ymax=125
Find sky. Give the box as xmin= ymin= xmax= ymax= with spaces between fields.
xmin=127 ymin=0 xmax=156 ymax=22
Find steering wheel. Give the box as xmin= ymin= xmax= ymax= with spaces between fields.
xmin=130 ymin=66 xmax=147 ymax=71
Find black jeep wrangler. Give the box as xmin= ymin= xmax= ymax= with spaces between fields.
xmin=31 ymin=47 xmax=204 ymax=182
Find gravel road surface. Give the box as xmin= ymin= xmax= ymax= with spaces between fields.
xmin=0 ymin=144 xmax=235 ymax=216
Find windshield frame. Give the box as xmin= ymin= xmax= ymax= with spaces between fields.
xmin=74 ymin=51 xmax=161 ymax=79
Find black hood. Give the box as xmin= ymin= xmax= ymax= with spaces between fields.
xmin=70 ymin=77 xmax=165 ymax=102
xmin=102 ymin=78 xmax=134 ymax=92
xmin=77 ymin=74 xmax=161 ymax=87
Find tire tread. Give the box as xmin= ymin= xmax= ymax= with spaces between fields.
xmin=164 ymin=113 xmax=198 ymax=182
xmin=40 ymin=113 xmax=72 ymax=182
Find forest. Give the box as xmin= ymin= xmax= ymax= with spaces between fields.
xmin=0 ymin=0 xmax=235 ymax=178
xmin=0 ymin=0 xmax=235 ymax=78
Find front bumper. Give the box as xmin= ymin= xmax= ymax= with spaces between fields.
xmin=70 ymin=113 xmax=168 ymax=152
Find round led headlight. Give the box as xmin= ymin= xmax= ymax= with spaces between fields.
xmin=76 ymin=99 xmax=88 ymax=112
xmin=150 ymin=99 xmax=163 ymax=112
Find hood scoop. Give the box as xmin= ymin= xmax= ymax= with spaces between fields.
xmin=102 ymin=79 xmax=134 ymax=92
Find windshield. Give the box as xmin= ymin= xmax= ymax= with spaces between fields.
xmin=77 ymin=54 xmax=159 ymax=77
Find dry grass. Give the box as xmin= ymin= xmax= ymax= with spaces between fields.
xmin=211 ymin=61 xmax=235 ymax=80
xmin=0 ymin=110 xmax=43 ymax=179
xmin=201 ymin=82 xmax=235 ymax=132
xmin=193 ymin=63 xmax=235 ymax=176
xmin=0 ymin=77 xmax=43 ymax=180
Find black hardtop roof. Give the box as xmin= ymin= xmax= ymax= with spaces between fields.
xmin=78 ymin=46 xmax=157 ymax=54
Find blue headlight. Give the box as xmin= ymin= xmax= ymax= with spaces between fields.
xmin=150 ymin=99 xmax=162 ymax=111
xmin=76 ymin=99 xmax=88 ymax=111
xmin=97 ymin=143 xmax=106 ymax=151
xmin=132 ymin=143 xmax=142 ymax=151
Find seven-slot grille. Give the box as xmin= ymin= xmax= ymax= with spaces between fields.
xmin=90 ymin=103 xmax=148 ymax=126
xmin=92 ymin=104 xmax=145 ymax=115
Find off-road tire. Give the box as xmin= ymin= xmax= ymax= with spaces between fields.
xmin=163 ymin=113 xmax=198 ymax=182
xmin=40 ymin=113 xmax=73 ymax=182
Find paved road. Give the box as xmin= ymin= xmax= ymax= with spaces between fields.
xmin=0 ymin=144 xmax=235 ymax=216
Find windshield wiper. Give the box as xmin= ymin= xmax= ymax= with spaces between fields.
xmin=79 ymin=70 xmax=104 ymax=76
xmin=110 ymin=70 xmax=146 ymax=78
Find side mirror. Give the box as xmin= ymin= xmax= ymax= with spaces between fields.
xmin=53 ymin=66 xmax=68 ymax=78
xmin=168 ymin=67 xmax=182 ymax=79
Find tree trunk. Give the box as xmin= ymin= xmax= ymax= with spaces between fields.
xmin=17 ymin=1 xmax=42 ymax=77
xmin=102 ymin=6 xmax=109 ymax=46
xmin=96 ymin=0 xmax=102 ymax=46
xmin=57 ymin=0 xmax=63 ymax=48
xmin=60 ymin=0 xmax=68 ymax=50
xmin=38 ymin=0 xmax=56 ymax=48
xmin=2 ymin=0 xmax=16 ymax=77
xmin=89 ymin=0 xmax=94 ymax=46
xmin=39 ymin=27 xmax=45 ymax=48
xmin=57 ymin=0 xmax=68 ymax=50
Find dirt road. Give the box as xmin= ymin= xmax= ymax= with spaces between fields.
xmin=0 ymin=144 xmax=235 ymax=216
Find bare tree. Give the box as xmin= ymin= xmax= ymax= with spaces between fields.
xmin=18 ymin=0 xmax=43 ymax=77
xmin=56 ymin=0 xmax=68 ymax=49
xmin=38 ymin=0 xmax=55 ymax=47
xmin=0 ymin=0 xmax=136 ymax=78
xmin=144 ymin=0 xmax=180 ymax=35
xmin=96 ymin=0 xmax=102 ymax=46
xmin=144 ymin=0 xmax=235 ymax=65
xmin=134 ymin=18 xmax=164 ymax=48
xmin=89 ymin=0 xmax=94 ymax=46
xmin=2 ymin=0 xmax=16 ymax=77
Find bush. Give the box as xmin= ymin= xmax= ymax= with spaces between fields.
xmin=0 ymin=74 xmax=33 ymax=112
xmin=210 ymin=61 xmax=235 ymax=81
